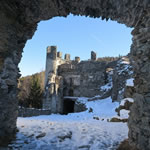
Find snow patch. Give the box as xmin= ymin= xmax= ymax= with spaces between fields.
xmin=120 ymin=61 xmax=130 ymax=65
xmin=120 ymin=98 xmax=134 ymax=106
xmin=10 ymin=97 xmax=130 ymax=150
xmin=100 ymin=83 xmax=112 ymax=91
xmin=126 ymin=78 xmax=134 ymax=87
xmin=119 ymin=109 xmax=130 ymax=119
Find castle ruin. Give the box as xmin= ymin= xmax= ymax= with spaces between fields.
xmin=43 ymin=46 xmax=107 ymax=114
xmin=0 ymin=1 xmax=150 ymax=149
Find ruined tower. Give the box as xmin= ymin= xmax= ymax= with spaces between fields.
xmin=43 ymin=46 xmax=63 ymax=113
xmin=44 ymin=46 xmax=57 ymax=86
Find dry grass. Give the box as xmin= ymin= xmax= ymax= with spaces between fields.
xmin=109 ymin=117 xmax=128 ymax=123
xmin=117 ymin=139 xmax=139 ymax=150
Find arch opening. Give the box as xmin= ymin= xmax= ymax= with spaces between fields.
xmin=63 ymin=98 xmax=75 ymax=114
xmin=19 ymin=14 xmax=132 ymax=77
xmin=0 ymin=1 xmax=149 ymax=149
xmin=18 ymin=15 xmax=132 ymax=117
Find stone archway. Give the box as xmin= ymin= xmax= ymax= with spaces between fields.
xmin=0 ymin=0 xmax=149 ymax=149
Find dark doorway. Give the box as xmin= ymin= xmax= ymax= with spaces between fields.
xmin=70 ymin=78 xmax=73 ymax=86
xmin=63 ymin=87 xmax=68 ymax=96
xmin=63 ymin=99 xmax=75 ymax=114
xmin=69 ymin=89 xmax=74 ymax=96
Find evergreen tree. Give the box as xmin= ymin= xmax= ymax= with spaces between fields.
xmin=27 ymin=75 xmax=43 ymax=109
xmin=18 ymin=76 xmax=32 ymax=108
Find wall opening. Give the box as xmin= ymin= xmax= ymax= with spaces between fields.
xmin=18 ymin=14 xmax=132 ymax=113
xmin=63 ymin=98 xmax=75 ymax=114
xmin=1 ymin=1 xmax=148 ymax=149
xmin=63 ymin=87 xmax=68 ymax=96
xmin=70 ymin=78 xmax=73 ymax=86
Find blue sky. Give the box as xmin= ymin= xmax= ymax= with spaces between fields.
xmin=19 ymin=14 xmax=133 ymax=77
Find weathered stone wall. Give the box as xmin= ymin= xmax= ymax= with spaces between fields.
xmin=0 ymin=0 xmax=149 ymax=148
xmin=0 ymin=2 xmax=36 ymax=145
xmin=128 ymin=11 xmax=150 ymax=150
xmin=74 ymin=101 xmax=87 ymax=113
xmin=18 ymin=108 xmax=51 ymax=117
xmin=43 ymin=46 xmax=69 ymax=113
xmin=44 ymin=51 xmax=133 ymax=114
xmin=43 ymin=47 xmax=107 ymax=112
xmin=111 ymin=57 xmax=133 ymax=101
xmin=58 ymin=60 xmax=107 ymax=97
xmin=44 ymin=46 xmax=57 ymax=86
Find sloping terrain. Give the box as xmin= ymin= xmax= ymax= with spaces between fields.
xmin=8 ymin=96 xmax=134 ymax=150
xmin=6 ymin=56 xmax=135 ymax=150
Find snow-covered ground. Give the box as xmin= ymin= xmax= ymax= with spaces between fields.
xmin=9 ymin=97 xmax=130 ymax=150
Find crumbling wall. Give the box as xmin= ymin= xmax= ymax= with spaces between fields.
xmin=128 ymin=12 xmax=150 ymax=149
xmin=18 ymin=107 xmax=51 ymax=117
xmin=111 ymin=57 xmax=133 ymax=101
xmin=43 ymin=46 xmax=107 ymax=112
xmin=58 ymin=60 xmax=107 ymax=97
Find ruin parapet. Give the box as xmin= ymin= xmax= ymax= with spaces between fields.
xmin=57 ymin=51 xmax=62 ymax=58
xmin=75 ymin=57 xmax=80 ymax=63
xmin=47 ymin=46 xmax=57 ymax=60
xmin=91 ymin=51 xmax=97 ymax=61
xmin=64 ymin=54 xmax=70 ymax=60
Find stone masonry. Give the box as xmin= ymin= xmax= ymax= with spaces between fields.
xmin=0 ymin=0 xmax=150 ymax=149
xmin=43 ymin=46 xmax=64 ymax=113
xmin=43 ymin=46 xmax=106 ymax=113
xmin=43 ymin=46 xmax=133 ymax=115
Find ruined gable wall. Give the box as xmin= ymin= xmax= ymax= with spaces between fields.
xmin=58 ymin=60 xmax=107 ymax=97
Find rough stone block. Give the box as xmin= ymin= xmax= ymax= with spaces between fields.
xmin=47 ymin=46 xmax=57 ymax=60
xmin=57 ymin=52 xmax=62 ymax=58
xmin=75 ymin=57 xmax=80 ymax=62
xmin=64 ymin=54 xmax=70 ymax=60
xmin=91 ymin=51 xmax=96 ymax=60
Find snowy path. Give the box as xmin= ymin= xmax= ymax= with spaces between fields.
xmin=8 ymin=116 xmax=128 ymax=150
xmin=8 ymin=98 xmax=129 ymax=150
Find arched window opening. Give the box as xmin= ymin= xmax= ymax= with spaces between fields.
xmin=69 ymin=89 xmax=74 ymax=96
